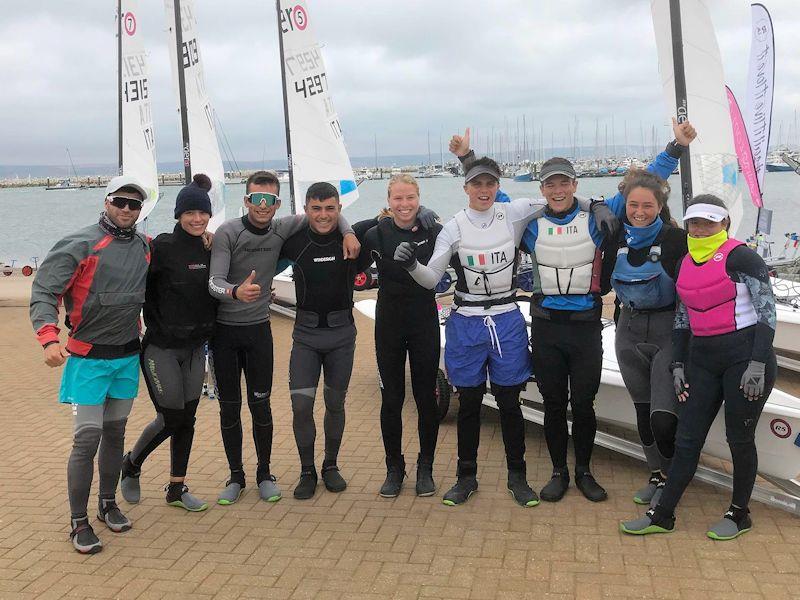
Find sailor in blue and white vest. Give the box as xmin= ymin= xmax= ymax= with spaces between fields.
xmin=393 ymin=128 xmax=619 ymax=507
xmin=522 ymin=118 xmax=696 ymax=504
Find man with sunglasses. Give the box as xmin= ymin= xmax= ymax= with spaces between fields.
xmin=30 ymin=175 xmax=151 ymax=554
xmin=208 ymin=170 xmax=360 ymax=505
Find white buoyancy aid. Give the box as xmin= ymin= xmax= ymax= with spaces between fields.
xmin=453 ymin=205 xmax=517 ymax=303
xmin=531 ymin=208 xmax=601 ymax=296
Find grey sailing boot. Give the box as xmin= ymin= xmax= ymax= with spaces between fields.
xmin=119 ymin=452 xmax=141 ymax=504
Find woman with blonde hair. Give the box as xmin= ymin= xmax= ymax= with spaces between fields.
xmin=360 ymin=174 xmax=443 ymax=497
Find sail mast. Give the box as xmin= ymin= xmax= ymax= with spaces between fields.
xmin=173 ymin=0 xmax=192 ymax=185
xmin=117 ymin=0 xmax=123 ymax=175
xmin=669 ymin=0 xmax=692 ymax=211
xmin=276 ymin=0 xmax=296 ymax=214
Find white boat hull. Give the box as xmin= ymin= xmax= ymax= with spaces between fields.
xmin=272 ymin=268 xmax=296 ymax=306
xmin=772 ymin=277 xmax=800 ymax=361
xmin=354 ymin=299 xmax=800 ymax=494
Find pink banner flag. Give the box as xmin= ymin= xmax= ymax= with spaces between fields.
xmin=726 ymin=86 xmax=762 ymax=208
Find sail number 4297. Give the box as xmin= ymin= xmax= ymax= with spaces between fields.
xmin=294 ymin=73 xmax=327 ymax=98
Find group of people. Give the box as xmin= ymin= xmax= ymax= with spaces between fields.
xmin=31 ymin=117 xmax=777 ymax=555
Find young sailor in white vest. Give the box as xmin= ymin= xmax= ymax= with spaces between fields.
xmin=524 ymin=118 xmax=696 ymax=503
xmin=393 ymin=131 xmax=619 ymax=506
xmin=609 ymin=170 xmax=688 ymax=507
xmin=621 ymin=195 xmax=777 ymax=540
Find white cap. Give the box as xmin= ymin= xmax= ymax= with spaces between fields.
xmin=682 ymin=203 xmax=728 ymax=222
xmin=105 ymin=175 xmax=149 ymax=202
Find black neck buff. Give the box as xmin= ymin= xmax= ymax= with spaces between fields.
xmin=99 ymin=212 xmax=136 ymax=240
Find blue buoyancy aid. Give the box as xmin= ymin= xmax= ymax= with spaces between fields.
xmin=611 ymin=244 xmax=676 ymax=310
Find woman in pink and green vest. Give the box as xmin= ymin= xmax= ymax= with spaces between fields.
xmin=621 ymin=194 xmax=777 ymax=540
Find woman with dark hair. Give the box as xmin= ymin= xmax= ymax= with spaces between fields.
xmin=621 ymin=194 xmax=777 ymax=540
xmin=120 ymin=174 xmax=217 ymax=512
xmin=610 ymin=169 xmax=686 ymax=507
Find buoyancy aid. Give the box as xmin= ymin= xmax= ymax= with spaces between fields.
xmin=453 ymin=204 xmax=518 ymax=307
xmin=676 ymin=238 xmax=757 ymax=336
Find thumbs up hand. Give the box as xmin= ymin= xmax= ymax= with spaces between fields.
xmin=236 ymin=270 xmax=261 ymax=303
xmin=449 ymin=127 xmax=471 ymax=158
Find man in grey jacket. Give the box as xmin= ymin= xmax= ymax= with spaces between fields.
xmin=208 ymin=170 xmax=360 ymax=505
xmin=30 ymin=175 xmax=150 ymax=554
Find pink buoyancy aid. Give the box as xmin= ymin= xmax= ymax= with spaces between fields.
xmin=676 ymin=238 xmax=757 ymax=336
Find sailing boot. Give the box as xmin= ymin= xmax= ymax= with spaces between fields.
xmin=620 ymin=505 xmax=676 ymax=535
xmin=379 ymin=455 xmax=406 ymax=498
xmin=442 ymin=460 xmax=478 ymax=506
xmin=415 ymin=454 xmax=436 ymax=497
xmin=707 ymin=505 xmax=752 ymax=540
xmin=507 ymin=469 xmax=539 ymax=507
xmin=540 ymin=468 xmax=570 ymax=502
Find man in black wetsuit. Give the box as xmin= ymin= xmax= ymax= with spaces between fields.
xmin=280 ymin=182 xmax=373 ymax=499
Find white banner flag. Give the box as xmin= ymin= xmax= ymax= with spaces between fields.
xmin=744 ymin=3 xmax=775 ymax=193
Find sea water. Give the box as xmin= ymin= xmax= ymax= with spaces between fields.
xmin=1 ymin=171 xmax=798 ymax=266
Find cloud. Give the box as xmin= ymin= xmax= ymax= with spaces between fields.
xmin=1 ymin=0 xmax=798 ymax=165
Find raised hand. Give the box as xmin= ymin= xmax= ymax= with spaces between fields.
xmin=672 ymin=117 xmax=697 ymax=146
xmin=449 ymin=127 xmax=471 ymax=157
xmin=236 ymin=270 xmax=261 ymax=303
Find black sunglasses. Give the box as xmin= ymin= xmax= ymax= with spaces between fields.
xmin=108 ymin=196 xmax=144 ymax=211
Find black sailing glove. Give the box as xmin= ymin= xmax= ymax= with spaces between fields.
xmin=393 ymin=241 xmax=418 ymax=271
xmin=590 ymin=198 xmax=620 ymax=239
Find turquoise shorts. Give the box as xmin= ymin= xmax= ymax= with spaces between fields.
xmin=59 ymin=354 xmax=140 ymax=405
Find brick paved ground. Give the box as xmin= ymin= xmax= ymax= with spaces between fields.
xmin=1 ymin=296 xmax=799 ymax=599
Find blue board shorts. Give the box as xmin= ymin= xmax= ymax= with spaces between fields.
xmin=59 ymin=354 xmax=140 ymax=405
xmin=444 ymin=308 xmax=531 ymax=388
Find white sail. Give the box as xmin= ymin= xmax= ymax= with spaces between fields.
xmin=651 ymin=0 xmax=743 ymax=236
xmin=278 ymin=0 xmax=358 ymax=210
xmin=119 ymin=0 xmax=159 ymax=223
xmin=165 ymin=0 xmax=226 ymax=231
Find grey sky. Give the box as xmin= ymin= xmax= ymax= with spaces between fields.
xmin=1 ymin=0 xmax=799 ymax=165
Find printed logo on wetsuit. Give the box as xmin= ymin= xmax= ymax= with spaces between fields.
xmin=465 ymin=251 xmax=508 ymax=267
xmin=313 ymin=256 xmax=336 ymax=263
xmin=253 ymin=391 xmax=270 ymax=399
xmin=545 ymin=225 xmax=579 ymax=235
xmin=246 ymin=247 xmax=273 ymax=253
xmin=187 ymin=263 xmax=207 ymax=270
xmin=713 ymin=252 xmax=724 ymax=262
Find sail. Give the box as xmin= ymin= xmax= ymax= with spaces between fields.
xmin=165 ymin=0 xmax=226 ymax=231
xmin=651 ymin=0 xmax=743 ymax=235
xmin=277 ymin=0 xmax=358 ymax=210
xmin=119 ymin=0 xmax=159 ymax=223
xmin=726 ymin=86 xmax=762 ymax=208
xmin=745 ymin=3 xmax=774 ymax=195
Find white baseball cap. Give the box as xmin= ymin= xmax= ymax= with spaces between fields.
xmin=682 ymin=203 xmax=729 ymax=222
xmin=105 ymin=175 xmax=149 ymax=202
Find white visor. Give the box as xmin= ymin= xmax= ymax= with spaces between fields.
xmin=682 ymin=203 xmax=729 ymax=222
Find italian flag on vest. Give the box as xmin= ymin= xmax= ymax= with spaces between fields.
xmin=466 ymin=254 xmax=487 ymax=266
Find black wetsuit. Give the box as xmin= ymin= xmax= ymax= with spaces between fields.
xmin=280 ymin=225 xmax=372 ymax=470
xmin=658 ymin=244 xmax=777 ymax=514
xmin=129 ymin=224 xmax=217 ymax=478
xmin=362 ymin=217 xmax=443 ymax=471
